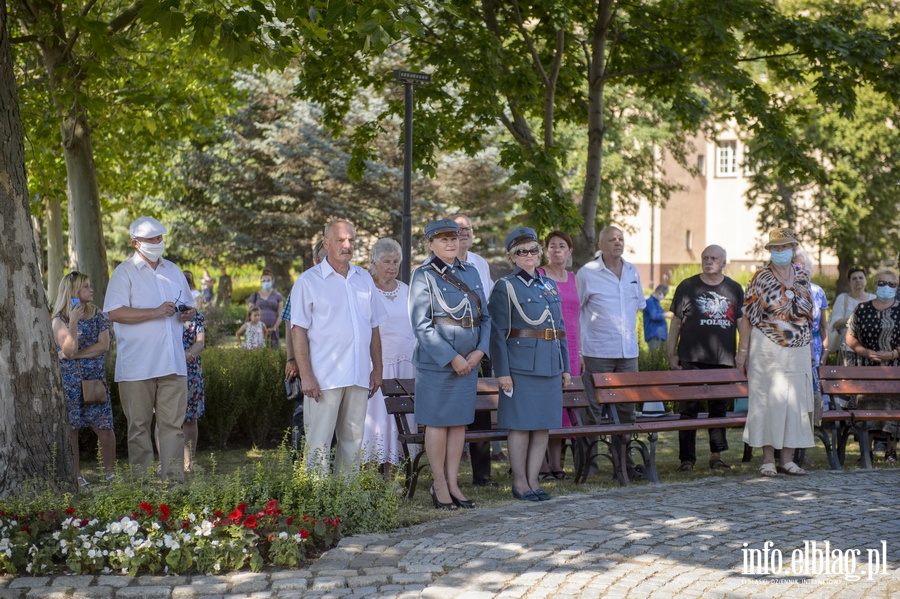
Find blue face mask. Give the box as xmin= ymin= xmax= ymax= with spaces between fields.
xmin=261 ymin=281 xmax=273 ymax=291
xmin=769 ymin=249 xmax=793 ymax=266
xmin=876 ymin=285 xmax=896 ymax=301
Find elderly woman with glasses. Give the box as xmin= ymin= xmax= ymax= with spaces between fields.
xmin=489 ymin=227 xmax=570 ymax=501
xmin=410 ymin=218 xmax=491 ymax=510
xmin=845 ymin=269 xmax=900 ymax=462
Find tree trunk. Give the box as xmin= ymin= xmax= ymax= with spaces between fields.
xmin=45 ymin=195 xmax=65 ymax=304
xmin=62 ymin=107 xmax=109 ymax=307
xmin=0 ymin=1 xmax=74 ymax=496
xmin=264 ymin=255 xmax=294 ymax=295
xmin=575 ymin=0 xmax=615 ymax=267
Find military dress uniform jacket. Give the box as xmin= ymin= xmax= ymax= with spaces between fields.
xmin=488 ymin=270 xmax=569 ymax=378
xmin=409 ymin=258 xmax=491 ymax=370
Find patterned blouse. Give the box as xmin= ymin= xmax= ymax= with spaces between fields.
xmin=847 ymin=301 xmax=900 ymax=366
xmin=742 ymin=264 xmax=813 ymax=348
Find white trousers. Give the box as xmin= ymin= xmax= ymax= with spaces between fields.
xmin=304 ymin=385 xmax=369 ymax=474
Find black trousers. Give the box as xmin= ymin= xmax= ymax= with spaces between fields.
xmin=468 ymin=355 xmax=494 ymax=482
xmin=678 ymin=361 xmax=730 ymax=464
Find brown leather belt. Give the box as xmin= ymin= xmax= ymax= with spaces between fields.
xmin=509 ymin=328 xmax=566 ymax=340
xmin=433 ymin=315 xmax=481 ymax=328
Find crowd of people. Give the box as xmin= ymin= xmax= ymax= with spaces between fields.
xmin=54 ymin=216 xmax=900 ymax=501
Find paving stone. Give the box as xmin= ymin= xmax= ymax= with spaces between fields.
xmin=8 ymin=579 xmax=50 ymax=590
xmin=115 ymin=586 xmax=171 ymax=598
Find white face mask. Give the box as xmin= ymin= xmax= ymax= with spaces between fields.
xmin=137 ymin=240 xmax=165 ymax=262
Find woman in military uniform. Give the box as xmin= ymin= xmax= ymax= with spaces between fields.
xmin=489 ymin=227 xmax=570 ymax=501
xmin=410 ymin=218 xmax=492 ymax=510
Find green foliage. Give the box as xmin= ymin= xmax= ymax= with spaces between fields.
xmin=201 ymin=348 xmax=290 ymax=448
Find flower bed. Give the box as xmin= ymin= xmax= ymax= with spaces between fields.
xmin=0 ymin=500 xmax=340 ymax=576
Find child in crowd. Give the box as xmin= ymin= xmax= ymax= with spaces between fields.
xmin=236 ymin=305 xmax=268 ymax=349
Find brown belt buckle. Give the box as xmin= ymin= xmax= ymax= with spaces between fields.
xmin=461 ymin=315 xmax=473 ymax=328
xmin=543 ymin=328 xmax=555 ymax=341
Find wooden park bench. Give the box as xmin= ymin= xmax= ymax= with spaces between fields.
xmin=817 ymin=365 xmax=900 ymax=469
xmin=584 ymin=369 xmax=750 ymax=485
xmin=382 ymin=377 xmax=588 ymax=498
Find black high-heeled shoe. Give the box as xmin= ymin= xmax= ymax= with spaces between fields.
xmin=430 ymin=485 xmax=458 ymax=511
xmin=450 ymin=493 xmax=475 ymax=509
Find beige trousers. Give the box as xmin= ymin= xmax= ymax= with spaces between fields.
xmin=304 ymin=386 xmax=369 ymax=474
xmin=119 ymin=375 xmax=187 ymax=481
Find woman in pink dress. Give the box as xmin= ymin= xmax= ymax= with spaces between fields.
xmin=538 ymin=231 xmax=580 ymax=479
xmin=363 ymin=238 xmax=418 ymax=479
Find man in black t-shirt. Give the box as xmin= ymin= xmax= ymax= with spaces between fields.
xmin=667 ymin=245 xmax=744 ymax=472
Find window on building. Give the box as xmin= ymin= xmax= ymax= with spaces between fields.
xmin=716 ymin=141 xmax=738 ymax=177
xmin=685 ymin=229 xmax=693 ymax=252
xmin=697 ymin=154 xmax=706 ymax=176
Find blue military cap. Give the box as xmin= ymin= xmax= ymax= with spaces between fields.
xmin=425 ymin=218 xmax=460 ymax=239
xmin=504 ymin=227 xmax=538 ymax=251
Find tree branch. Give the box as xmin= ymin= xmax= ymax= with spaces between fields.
xmin=738 ymin=51 xmax=803 ymax=63
xmin=108 ymin=1 xmax=144 ymax=34
xmin=510 ymin=0 xmax=548 ymax=87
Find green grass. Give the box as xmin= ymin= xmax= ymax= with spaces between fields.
xmin=75 ymin=425 xmax=892 ymax=531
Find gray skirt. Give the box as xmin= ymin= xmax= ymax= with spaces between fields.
xmin=414 ymin=366 xmax=477 ymax=427
xmin=497 ymin=373 xmax=562 ymax=431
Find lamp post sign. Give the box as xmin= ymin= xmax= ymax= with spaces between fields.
xmin=393 ymin=69 xmax=431 ymax=283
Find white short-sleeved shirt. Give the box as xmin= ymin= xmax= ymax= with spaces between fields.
xmin=576 ymin=255 xmax=646 ymax=359
xmin=290 ymin=259 xmax=388 ymax=391
xmin=103 ymin=253 xmax=194 ymax=381
xmin=464 ymin=251 xmax=494 ymax=298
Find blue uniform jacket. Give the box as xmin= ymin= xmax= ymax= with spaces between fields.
xmin=488 ymin=270 xmax=569 ymax=378
xmin=409 ymin=258 xmax=491 ymax=369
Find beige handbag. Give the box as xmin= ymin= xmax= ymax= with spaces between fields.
xmin=78 ymin=362 xmax=107 ymax=405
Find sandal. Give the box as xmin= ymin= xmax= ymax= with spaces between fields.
xmin=759 ymin=463 xmax=778 ymax=477
xmin=777 ymin=461 xmax=807 ymax=476
xmin=538 ymin=471 xmax=554 ymax=481
xmin=677 ymin=461 xmax=694 ymax=473
xmin=709 ymin=459 xmax=732 ymax=470
xmin=551 ymin=470 xmax=570 ymax=480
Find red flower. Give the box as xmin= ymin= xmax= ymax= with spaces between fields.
xmin=303 ymin=515 xmax=310 ymax=523
xmin=181 ymin=520 xmax=190 ymax=530
xmin=79 ymin=519 xmax=89 ymax=527
xmin=228 ymin=509 xmax=242 ymax=524
xmin=65 ymin=507 xmax=76 ymax=516
xmin=286 ymin=516 xmax=296 ymax=526
xmin=131 ymin=512 xmax=140 ymax=520
xmin=158 ymin=504 xmax=171 ymax=522
xmin=20 ymin=525 xmax=31 ymax=534
xmin=299 ymin=529 xmax=309 ymax=539
xmin=266 ymin=533 xmax=274 ymax=542
xmin=139 ymin=502 xmax=154 ymax=516
xmin=243 ymin=515 xmax=258 ymax=529
xmin=0 ymin=511 xmax=6 ymax=518
xmin=236 ymin=502 xmax=248 ymax=513
xmin=213 ymin=510 xmax=223 ymax=518
xmin=264 ymin=500 xmax=280 ymax=516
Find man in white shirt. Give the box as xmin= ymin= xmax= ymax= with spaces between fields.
xmin=451 ymin=214 xmax=499 ymax=486
xmin=576 ymin=225 xmax=647 ymax=478
xmin=105 ymin=216 xmax=195 ymax=481
xmin=290 ymin=219 xmax=387 ymax=474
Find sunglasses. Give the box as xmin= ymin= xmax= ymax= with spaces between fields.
xmin=68 ymin=271 xmax=81 ymax=280
xmin=876 ymin=281 xmax=899 ymax=288
xmin=514 ymin=247 xmax=540 ymax=256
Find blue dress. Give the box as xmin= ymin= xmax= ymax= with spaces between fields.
xmin=57 ymin=309 xmax=114 ymax=430
xmin=410 ymin=257 xmax=491 ymax=427
xmin=183 ymin=312 xmax=206 ymax=423
xmin=489 ymin=270 xmax=568 ymax=431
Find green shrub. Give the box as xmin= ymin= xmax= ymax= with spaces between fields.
xmin=202 ymin=348 xmax=291 ymax=448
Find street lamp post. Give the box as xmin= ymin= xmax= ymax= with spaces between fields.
xmin=392 ymin=69 xmax=431 ymax=283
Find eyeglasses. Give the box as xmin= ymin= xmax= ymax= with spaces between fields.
xmin=514 ymin=248 xmax=541 ymax=256
xmin=876 ymin=281 xmax=898 ymax=288
xmin=457 ymin=226 xmax=472 ymax=232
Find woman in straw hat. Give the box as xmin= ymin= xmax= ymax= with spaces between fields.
xmin=736 ymin=228 xmax=815 ymax=477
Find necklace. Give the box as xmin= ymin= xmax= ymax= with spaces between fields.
xmin=771 ymin=266 xmax=795 ymax=297
xmin=378 ymin=283 xmax=400 ymax=300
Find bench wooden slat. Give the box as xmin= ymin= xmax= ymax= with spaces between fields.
xmin=591 ymin=369 xmax=746 ymax=388
xmin=596 ymin=384 xmax=748 ymax=403
xmin=820 ymin=380 xmax=900 ymax=394
xmin=817 ymin=365 xmax=900 ymax=380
